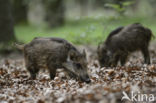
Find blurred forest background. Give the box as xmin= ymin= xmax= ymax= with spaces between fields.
xmin=0 ymin=0 xmax=156 ymax=51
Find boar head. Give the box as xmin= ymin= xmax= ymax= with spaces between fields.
xmin=63 ymin=49 xmax=90 ymax=83
xmin=97 ymin=43 xmax=114 ymax=67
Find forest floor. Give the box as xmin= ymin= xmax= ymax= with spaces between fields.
xmin=0 ymin=42 xmax=156 ymax=103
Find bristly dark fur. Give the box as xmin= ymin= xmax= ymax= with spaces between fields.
xmin=97 ymin=23 xmax=153 ymax=67
xmin=16 ymin=37 xmax=90 ymax=83
xmin=105 ymin=26 xmax=124 ymax=45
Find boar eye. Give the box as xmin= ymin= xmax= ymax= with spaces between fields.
xmin=76 ymin=63 xmax=82 ymax=69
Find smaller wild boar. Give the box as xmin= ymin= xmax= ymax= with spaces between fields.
xmin=97 ymin=23 xmax=154 ymax=67
xmin=15 ymin=37 xmax=91 ymax=83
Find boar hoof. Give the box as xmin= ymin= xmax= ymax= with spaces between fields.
xmin=84 ymin=78 xmax=91 ymax=83
xmin=81 ymin=78 xmax=91 ymax=83
xmin=30 ymin=73 xmax=36 ymax=80
xmin=50 ymin=74 xmax=55 ymax=80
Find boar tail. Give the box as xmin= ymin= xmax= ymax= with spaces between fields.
xmin=151 ymin=32 xmax=155 ymax=39
xmin=146 ymin=28 xmax=155 ymax=40
xmin=14 ymin=43 xmax=25 ymax=50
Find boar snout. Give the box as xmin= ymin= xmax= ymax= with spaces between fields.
xmin=80 ymin=75 xmax=91 ymax=83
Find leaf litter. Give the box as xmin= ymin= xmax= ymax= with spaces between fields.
xmin=0 ymin=44 xmax=156 ymax=103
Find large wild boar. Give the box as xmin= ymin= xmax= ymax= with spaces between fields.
xmin=97 ymin=23 xmax=153 ymax=67
xmin=15 ymin=37 xmax=91 ymax=83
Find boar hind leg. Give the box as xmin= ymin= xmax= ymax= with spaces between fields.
xmin=141 ymin=47 xmax=150 ymax=64
xmin=25 ymin=55 xmax=39 ymax=79
xmin=26 ymin=64 xmax=39 ymax=79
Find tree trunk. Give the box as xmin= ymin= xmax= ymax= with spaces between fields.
xmin=44 ymin=0 xmax=65 ymax=28
xmin=149 ymin=0 xmax=156 ymax=16
xmin=0 ymin=0 xmax=16 ymax=44
xmin=78 ymin=0 xmax=89 ymax=17
xmin=12 ymin=0 xmax=28 ymax=24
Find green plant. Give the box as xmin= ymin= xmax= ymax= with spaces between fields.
xmin=105 ymin=1 xmax=134 ymax=16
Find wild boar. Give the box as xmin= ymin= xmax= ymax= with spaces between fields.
xmin=97 ymin=23 xmax=153 ymax=67
xmin=15 ymin=37 xmax=91 ymax=83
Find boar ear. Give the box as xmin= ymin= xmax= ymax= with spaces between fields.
xmin=107 ymin=50 xmax=112 ymax=57
xmin=67 ymin=54 xmax=71 ymax=62
xmin=82 ymin=49 xmax=86 ymax=58
xmin=97 ymin=45 xmax=100 ymax=50
xmin=69 ymin=49 xmax=77 ymax=58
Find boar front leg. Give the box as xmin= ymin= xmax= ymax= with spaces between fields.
xmin=47 ymin=63 xmax=57 ymax=79
xmin=66 ymin=71 xmax=77 ymax=79
xmin=111 ymin=55 xmax=120 ymax=67
xmin=141 ymin=47 xmax=150 ymax=64
xmin=120 ymin=53 xmax=128 ymax=66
